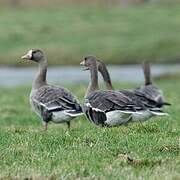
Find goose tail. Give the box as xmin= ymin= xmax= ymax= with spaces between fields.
xmin=150 ymin=108 xmax=169 ymax=116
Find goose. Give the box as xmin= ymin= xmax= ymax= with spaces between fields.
xmin=134 ymin=62 xmax=171 ymax=107
xmin=97 ymin=59 xmax=170 ymax=107
xmin=21 ymin=49 xmax=83 ymax=130
xmin=80 ymin=56 xmax=167 ymax=127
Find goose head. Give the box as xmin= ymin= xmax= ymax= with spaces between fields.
xmin=21 ymin=49 xmax=44 ymax=63
xmin=80 ymin=55 xmax=97 ymax=70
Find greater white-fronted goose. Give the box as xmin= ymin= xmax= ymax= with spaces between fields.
xmin=97 ymin=60 xmax=170 ymax=107
xmin=21 ymin=49 xmax=83 ymax=130
xmin=134 ymin=62 xmax=171 ymax=107
xmin=80 ymin=56 xmax=167 ymax=127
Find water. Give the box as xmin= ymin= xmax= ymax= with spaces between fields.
xmin=0 ymin=64 xmax=179 ymax=87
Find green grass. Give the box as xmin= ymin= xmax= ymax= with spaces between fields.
xmin=0 ymin=80 xmax=179 ymax=179
xmin=0 ymin=4 xmax=180 ymax=66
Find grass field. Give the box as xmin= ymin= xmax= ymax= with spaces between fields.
xmin=0 ymin=4 xmax=180 ymax=66
xmin=0 ymin=80 xmax=179 ymax=179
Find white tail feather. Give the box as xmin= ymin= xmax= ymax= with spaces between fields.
xmin=151 ymin=111 xmax=169 ymax=116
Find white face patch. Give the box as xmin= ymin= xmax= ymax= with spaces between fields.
xmin=21 ymin=49 xmax=33 ymax=59
xmin=26 ymin=49 xmax=33 ymax=59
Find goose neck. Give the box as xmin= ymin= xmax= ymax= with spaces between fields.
xmin=85 ymin=65 xmax=99 ymax=97
xmin=33 ymin=58 xmax=47 ymax=90
xmin=99 ymin=63 xmax=113 ymax=90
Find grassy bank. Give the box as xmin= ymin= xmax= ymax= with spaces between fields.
xmin=0 ymin=4 xmax=180 ymax=66
xmin=0 ymin=80 xmax=179 ymax=179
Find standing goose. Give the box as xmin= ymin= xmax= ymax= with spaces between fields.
xmin=134 ymin=62 xmax=171 ymax=107
xmin=81 ymin=56 xmax=167 ymax=127
xmin=21 ymin=49 xmax=83 ymax=130
xmin=97 ymin=60 xmax=170 ymax=107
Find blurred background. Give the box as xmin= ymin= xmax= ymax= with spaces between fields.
xmin=0 ymin=0 xmax=180 ymax=86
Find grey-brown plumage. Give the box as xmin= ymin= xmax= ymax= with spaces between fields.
xmin=97 ymin=59 xmax=113 ymax=90
xmin=81 ymin=56 xmax=167 ymax=127
xmin=97 ymin=60 xmax=170 ymax=107
xmin=22 ymin=49 xmax=83 ymax=130
xmin=84 ymin=89 xmax=166 ymax=127
xmin=135 ymin=62 xmax=171 ymax=107
xmin=142 ymin=61 xmax=152 ymax=85
xmin=30 ymin=85 xmax=82 ymax=120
